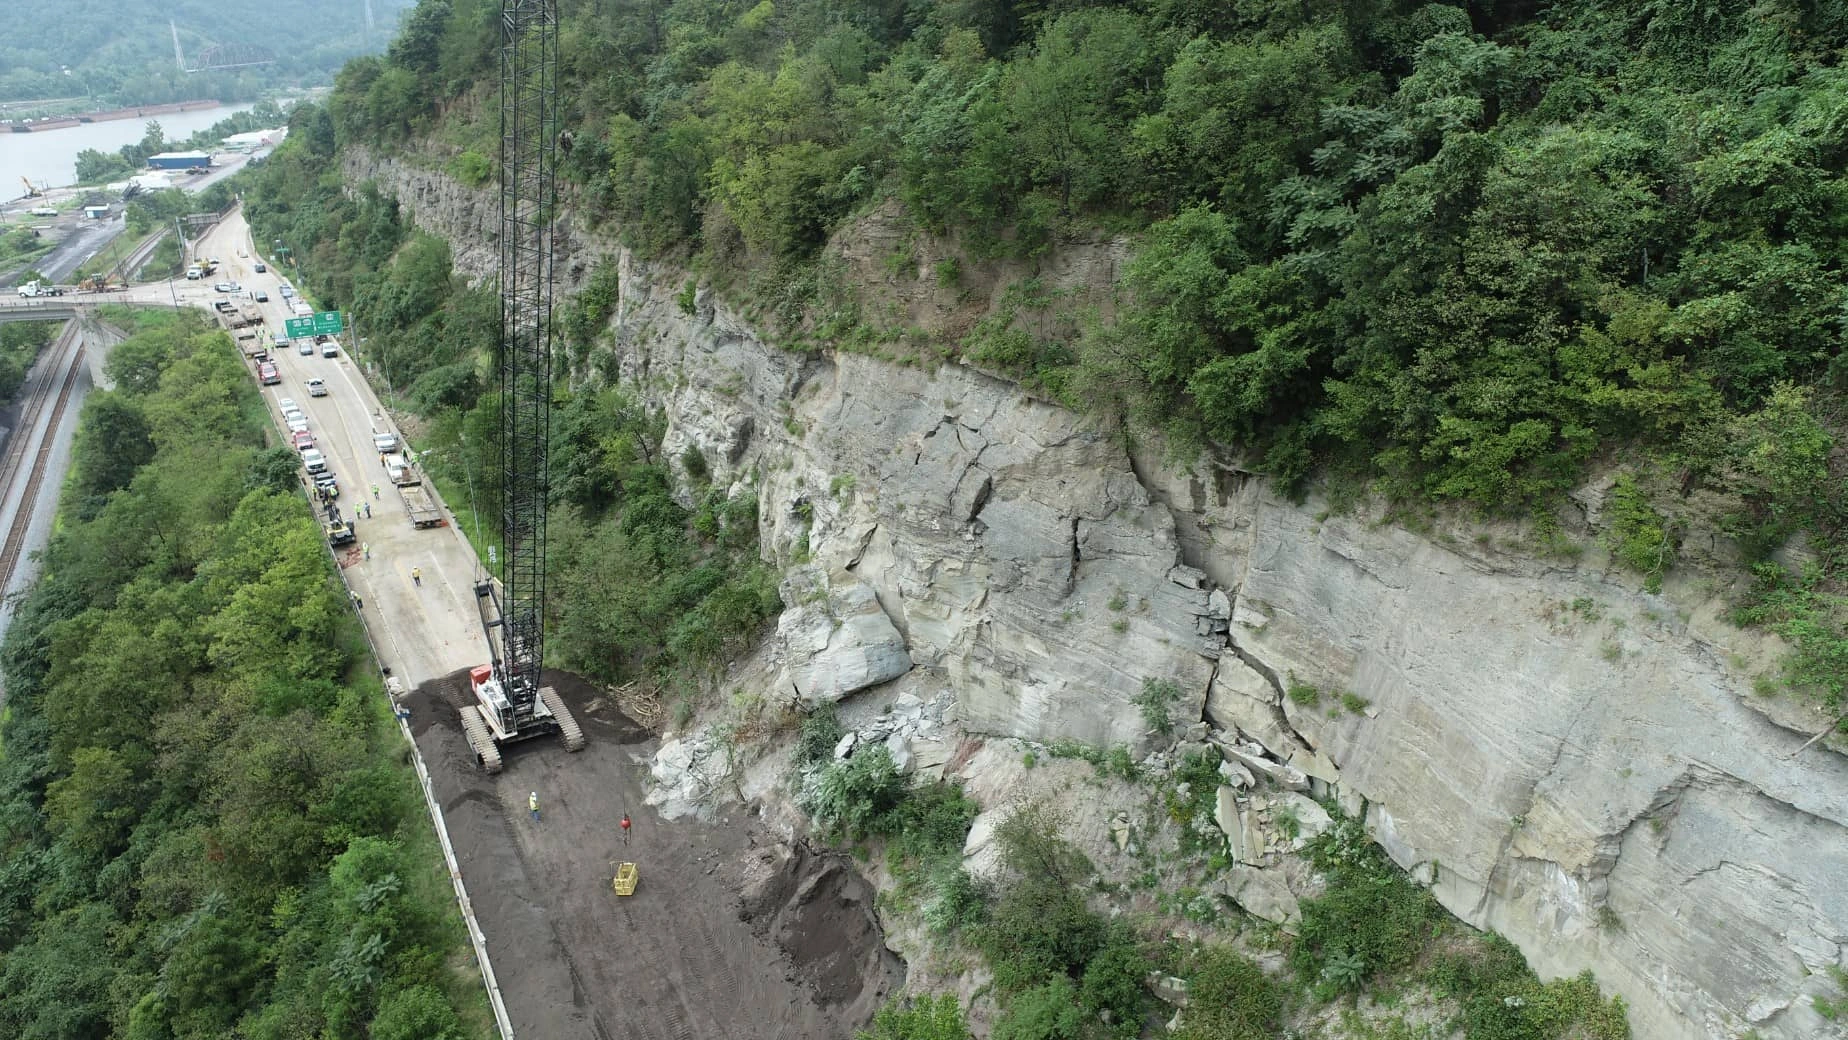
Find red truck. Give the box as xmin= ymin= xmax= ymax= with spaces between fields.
xmin=258 ymin=361 xmax=281 ymax=385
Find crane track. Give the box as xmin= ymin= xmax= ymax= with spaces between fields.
xmin=0 ymin=323 xmax=85 ymax=594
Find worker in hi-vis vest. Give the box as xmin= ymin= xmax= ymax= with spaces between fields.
xmin=528 ymin=791 xmax=540 ymax=822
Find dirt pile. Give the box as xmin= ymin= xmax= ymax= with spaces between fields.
xmin=739 ymin=841 xmax=904 ymax=1015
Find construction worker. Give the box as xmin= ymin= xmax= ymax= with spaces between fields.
xmin=620 ymin=813 xmax=631 ymax=845
xmin=371 ymin=482 xmax=380 ymax=499
xmin=362 ymin=501 xmax=371 ymax=519
xmin=412 ymin=567 xmax=422 ymax=587
xmin=362 ymin=542 xmax=371 ymax=561
xmin=528 ymin=791 xmax=541 ymax=822
xmin=350 ymin=590 xmax=363 ymax=610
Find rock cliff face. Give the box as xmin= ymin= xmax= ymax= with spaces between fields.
xmin=348 ymin=151 xmax=1848 ymax=1040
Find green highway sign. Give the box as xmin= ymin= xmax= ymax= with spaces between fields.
xmin=284 ymin=311 xmax=345 ymax=338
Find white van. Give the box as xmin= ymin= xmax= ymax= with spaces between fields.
xmin=320 ymin=337 xmax=339 ymax=358
xmin=291 ymin=300 xmax=313 ymax=316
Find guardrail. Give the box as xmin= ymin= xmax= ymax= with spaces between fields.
xmin=318 ymin=493 xmax=516 ymax=1040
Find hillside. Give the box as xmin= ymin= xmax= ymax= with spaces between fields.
xmin=0 ymin=0 xmax=416 ymax=104
xmin=224 ymin=2 xmax=1848 ymax=1039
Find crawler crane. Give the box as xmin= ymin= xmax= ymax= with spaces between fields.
xmin=458 ymin=0 xmax=584 ymax=772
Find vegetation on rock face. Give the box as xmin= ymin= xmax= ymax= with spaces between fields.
xmin=301 ymin=0 xmax=1848 ymax=712
xmin=0 ymin=309 xmax=483 ymax=1038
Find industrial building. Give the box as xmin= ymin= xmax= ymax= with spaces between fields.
xmin=222 ymin=128 xmax=287 ymax=153
xmin=146 ymin=151 xmax=212 ymax=171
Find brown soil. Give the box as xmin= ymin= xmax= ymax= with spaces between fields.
xmin=405 ymin=668 xmax=903 ymax=1040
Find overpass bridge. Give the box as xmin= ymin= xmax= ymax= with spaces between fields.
xmin=0 ymin=297 xmax=188 ymax=324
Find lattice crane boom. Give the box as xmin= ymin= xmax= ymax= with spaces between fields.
xmin=460 ymin=0 xmax=584 ymax=769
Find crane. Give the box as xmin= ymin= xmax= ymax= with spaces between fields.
xmin=458 ymin=0 xmax=584 ymax=772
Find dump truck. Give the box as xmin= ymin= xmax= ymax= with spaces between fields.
xmin=398 ymin=479 xmax=443 ymax=528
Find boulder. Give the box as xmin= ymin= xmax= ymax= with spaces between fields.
xmin=910 ymin=737 xmax=954 ymax=779
xmin=833 ymin=732 xmax=858 ymax=760
xmin=1274 ymin=791 xmax=1334 ymax=850
xmin=646 ymin=731 xmax=728 ymax=819
xmin=1213 ymin=866 xmax=1302 ymax=929
xmin=1218 ymin=759 xmax=1256 ymax=788
xmin=774 ymin=566 xmax=912 ymax=705
xmin=1213 ymin=786 xmax=1240 ymax=847
xmin=885 ymin=731 xmax=915 ymax=775
xmin=962 ymin=812 xmax=1004 ymax=881
xmin=1216 ymin=740 xmax=1311 ymax=792
xmin=1206 ymin=655 xmax=1304 ymax=757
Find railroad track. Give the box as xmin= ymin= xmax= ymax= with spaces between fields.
xmin=0 ymin=322 xmax=85 ymax=594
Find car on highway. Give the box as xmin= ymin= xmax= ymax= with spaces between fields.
xmin=258 ymin=362 xmax=280 ymax=385
xmin=286 ymin=415 xmax=310 ymax=434
xmin=313 ymin=473 xmax=340 ymax=499
xmin=290 ymin=430 xmax=315 ymax=451
xmin=253 ymin=290 xmax=269 ymax=302
xmin=254 ymin=262 xmax=267 ymax=273
xmin=320 ymin=338 xmax=339 ymax=358
xmin=306 ymin=377 xmax=327 ymax=397
xmin=297 ymin=340 xmax=313 ymax=355
xmin=213 ymin=281 xmax=242 ymax=293
xmin=277 ymin=397 xmax=297 ymax=411
xmin=301 ymin=448 xmax=328 ymax=474
xmin=278 ymin=283 xmax=295 ymax=298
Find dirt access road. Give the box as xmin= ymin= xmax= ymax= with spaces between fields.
xmin=185 ymin=212 xmax=902 ymax=1039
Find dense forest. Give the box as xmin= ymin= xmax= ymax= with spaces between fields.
xmin=247 ymin=0 xmax=1848 ymax=718
xmin=0 ymin=310 xmax=485 ymax=1039
xmin=0 ymin=0 xmax=416 ymax=105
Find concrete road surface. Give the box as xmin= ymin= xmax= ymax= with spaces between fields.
xmin=180 ymin=209 xmax=493 ymax=688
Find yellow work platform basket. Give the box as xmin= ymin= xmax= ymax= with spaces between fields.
xmin=612 ymin=862 xmax=639 ymax=896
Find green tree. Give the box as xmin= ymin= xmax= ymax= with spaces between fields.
xmin=72 ymin=391 xmax=154 ymax=501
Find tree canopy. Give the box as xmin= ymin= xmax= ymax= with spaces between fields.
xmin=0 ymin=309 xmax=482 ymax=1039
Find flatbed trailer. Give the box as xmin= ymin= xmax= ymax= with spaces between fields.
xmin=398 ymin=479 xmax=444 ymax=528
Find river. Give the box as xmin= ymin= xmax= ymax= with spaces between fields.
xmin=0 ymin=103 xmax=255 ymax=194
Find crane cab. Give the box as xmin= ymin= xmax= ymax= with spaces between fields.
xmin=469 ymin=664 xmax=519 ymax=740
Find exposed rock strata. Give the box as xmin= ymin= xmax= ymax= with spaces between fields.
xmin=350 ymin=149 xmax=1848 ymax=1040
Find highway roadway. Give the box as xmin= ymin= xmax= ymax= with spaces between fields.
xmin=163 ymin=209 xmax=498 ymax=689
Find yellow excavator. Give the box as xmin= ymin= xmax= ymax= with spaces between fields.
xmin=19 ymin=177 xmax=42 ymax=198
